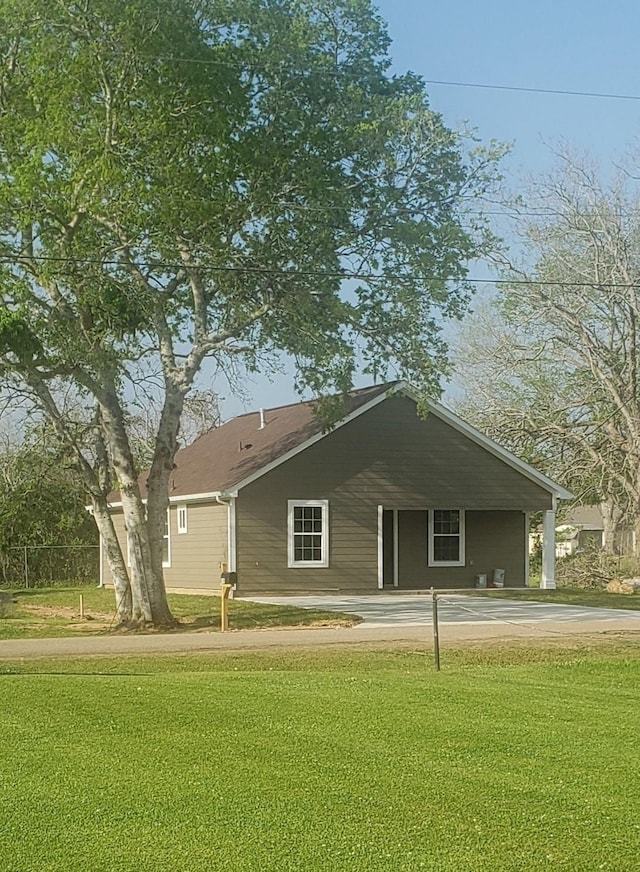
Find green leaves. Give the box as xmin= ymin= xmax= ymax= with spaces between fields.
xmin=0 ymin=0 xmax=502 ymax=403
xmin=0 ymin=307 xmax=42 ymax=361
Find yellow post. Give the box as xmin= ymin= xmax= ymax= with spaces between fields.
xmin=220 ymin=583 xmax=232 ymax=631
xmin=79 ymin=594 xmax=85 ymax=619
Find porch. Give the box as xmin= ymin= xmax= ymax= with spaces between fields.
xmin=377 ymin=507 xmax=556 ymax=590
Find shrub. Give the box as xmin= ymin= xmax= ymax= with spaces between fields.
xmin=556 ymin=545 xmax=640 ymax=590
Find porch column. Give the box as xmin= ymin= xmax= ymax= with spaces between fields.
xmin=540 ymin=509 xmax=556 ymax=589
xmin=377 ymin=505 xmax=384 ymax=589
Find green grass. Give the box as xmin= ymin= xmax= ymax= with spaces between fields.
xmin=1 ymin=643 xmax=640 ymax=871
xmin=475 ymin=585 xmax=640 ymax=611
xmin=0 ymin=585 xmax=357 ymax=639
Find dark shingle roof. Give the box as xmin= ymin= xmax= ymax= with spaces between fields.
xmin=114 ymin=382 xmax=396 ymax=502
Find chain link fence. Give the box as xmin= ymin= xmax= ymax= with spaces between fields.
xmin=0 ymin=545 xmax=100 ymax=588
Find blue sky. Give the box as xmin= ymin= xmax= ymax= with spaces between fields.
xmin=221 ymin=0 xmax=640 ymax=417
xmin=378 ymin=0 xmax=640 ymax=176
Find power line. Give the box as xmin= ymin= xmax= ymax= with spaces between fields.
xmin=143 ymin=52 xmax=640 ymax=103
xmin=424 ymin=79 xmax=640 ymax=103
xmin=2 ymin=252 xmax=640 ymax=289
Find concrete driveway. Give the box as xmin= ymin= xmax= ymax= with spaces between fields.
xmin=247 ymin=593 xmax=640 ymax=628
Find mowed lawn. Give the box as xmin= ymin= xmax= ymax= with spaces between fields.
xmin=0 ymin=585 xmax=356 ymax=639
xmin=2 ymin=645 xmax=640 ymax=871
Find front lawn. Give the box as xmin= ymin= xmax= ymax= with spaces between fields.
xmin=474 ymin=585 xmax=640 ymax=611
xmin=0 ymin=585 xmax=357 ymax=639
xmin=1 ymin=644 xmax=640 ymax=871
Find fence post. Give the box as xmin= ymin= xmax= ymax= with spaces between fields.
xmin=24 ymin=546 xmax=29 ymax=589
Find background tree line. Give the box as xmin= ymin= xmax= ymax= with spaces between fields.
xmin=454 ymin=150 xmax=640 ymax=555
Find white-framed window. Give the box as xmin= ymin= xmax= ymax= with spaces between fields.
xmin=162 ymin=508 xmax=171 ymax=567
xmin=177 ymin=504 xmax=188 ymax=535
xmin=288 ymin=500 xmax=329 ymax=568
xmin=428 ymin=509 xmax=465 ymax=567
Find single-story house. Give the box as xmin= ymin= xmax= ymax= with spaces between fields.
xmin=555 ymin=522 xmax=604 ymax=558
xmin=102 ymin=381 xmax=572 ymax=595
xmin=555 ymin=505 xmax=635 ymax=557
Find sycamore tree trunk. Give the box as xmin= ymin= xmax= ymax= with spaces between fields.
xmin=145 ymin=385 xmax=187 ymax=595
xmin=600 ymin=501 xmax=619 ymax=555
xmin=98 ymin=384 xmax=176 ymax=628
xmin=91 ymin=498 xmax=132 ymax=623
xmin=633 ymin=510 xmax=640 ymax=560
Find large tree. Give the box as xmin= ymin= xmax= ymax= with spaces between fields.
xmin=0 ymin=0 xmax=502 ymax=625
xmin=453 ymin=151 xmax=640 ymax=552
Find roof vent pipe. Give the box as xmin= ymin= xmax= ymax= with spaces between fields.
xmin=259 ymin=408 xmax=266 ymax=430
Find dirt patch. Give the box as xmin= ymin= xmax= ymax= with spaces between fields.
xmin=21 ymin=603 xmax=112 ymax=620
xmin=18 ymin=603 xmax=116 ymax=631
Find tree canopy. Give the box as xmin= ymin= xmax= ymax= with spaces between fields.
xmin=0 ymin=0 xmax=503 ymax=623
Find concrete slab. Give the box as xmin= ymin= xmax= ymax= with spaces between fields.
xmin=246 ymin=593 xmax=640 ymax=628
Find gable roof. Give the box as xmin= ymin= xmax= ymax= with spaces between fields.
xmin=108 ymin=381 xmax=573 ymax=505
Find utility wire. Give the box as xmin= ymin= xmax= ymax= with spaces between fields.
xmin=1 ymin=253 xmax=640 ymax=289
xmin=144 ymin=53 xmax=640 ymax=103
xmin=424 ymin=79 xmax=640 ymax=103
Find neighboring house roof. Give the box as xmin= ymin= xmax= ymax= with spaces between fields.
xmin=108 ymin=381 xmax=573 ymax=505
xmin=563 ymin=505 xmax=606 ymax=529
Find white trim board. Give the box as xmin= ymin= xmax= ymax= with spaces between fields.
xmin=228 ymin=387 xmax=399 ymax=494
xmin=107 ymin=490 xmax=235 ymax=509
xmin=230 ymin=382 xmax=573 ymax=501
xmin=105 ymin=382 xmax=573 ymax=508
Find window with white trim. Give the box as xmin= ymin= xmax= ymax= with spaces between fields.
xmin=428 ymin=509 xmax=465 ymax=567
xmin=177 ymin=504 xmax=188 ymax=535
xmin=162 ymin=508 xmax=171 ymax=567
xmin=288 ymin=500 xmax=329 ymax=568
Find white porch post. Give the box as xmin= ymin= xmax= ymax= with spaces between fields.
xmin=541 ymin=507 xmax=556 ymax=589
xmin=377 ymin=505 xmax=384 ymax=589
xmin=392 ymin=509 xmax=399 ymax=588
xmin=523 ymin=512 xmax=530 ymax=588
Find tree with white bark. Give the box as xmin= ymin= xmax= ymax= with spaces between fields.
xmin=453 ymin=151 xmax=640 ymax=553
xmin=0 ymin=0 xmax=503 ymax=625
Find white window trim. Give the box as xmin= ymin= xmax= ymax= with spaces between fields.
xmin=162 ymin=507 xmax=171 ymax=568
xmin=288 ymin=499 xmax=329 ymax=568
xmin=428 ymin=509 xmax=465 ymax=567
xmin=177 ymin=504 xmax=188 ymax=535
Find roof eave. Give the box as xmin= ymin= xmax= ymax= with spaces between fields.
xmin=413 ymin=393 xmax=574 ymax=501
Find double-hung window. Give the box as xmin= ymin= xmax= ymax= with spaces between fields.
xmin=288 ymin=500 xmax=329 ymax=568
xmin=428 ymin=509 xmax=465 ymax=567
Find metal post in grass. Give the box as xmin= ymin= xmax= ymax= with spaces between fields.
xmin=24 ymin=546 xmax=29 ymax=590
xmin=431 ymin=587 xmax=440 ymax=671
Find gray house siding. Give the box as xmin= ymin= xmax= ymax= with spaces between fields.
xmin=235 ymin=395 xmax=550 ymax=594
xmin=166 ymin=501 xmax=228 ymax=591
xmin=397 ymin=509 xmax=526 ymax=589
xmin=102 ymin=501 xmax=228 ymax=593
